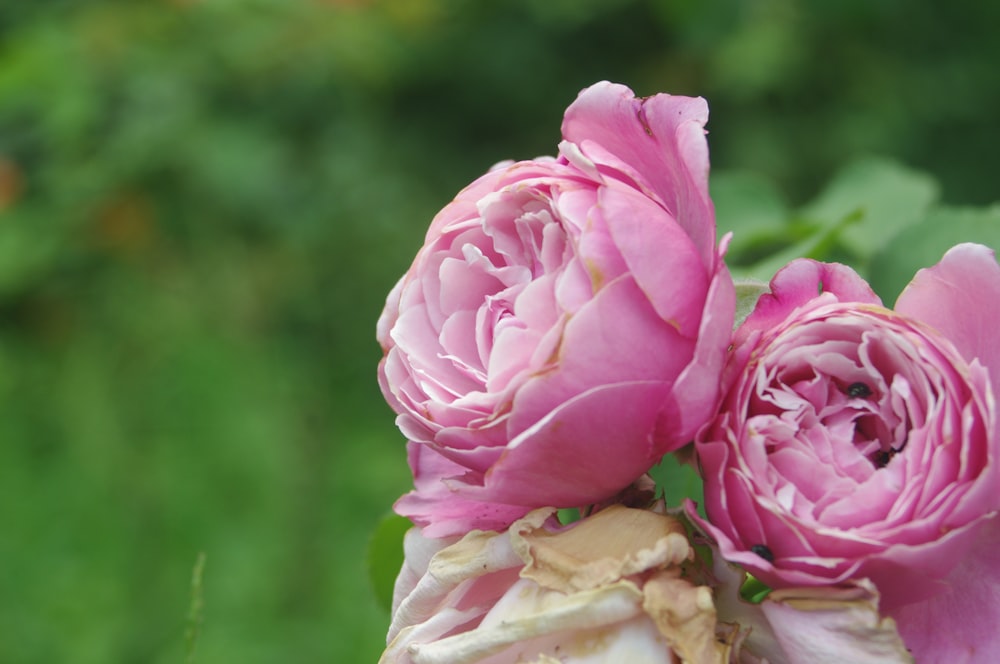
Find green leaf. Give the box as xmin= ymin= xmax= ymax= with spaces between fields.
xmin=870 ymin=204 xmax=1000 ymax=304
xmin=713 ymin=170 xmax=789 ymax=241
xmin=737 ymin=209 xmax=861 ymax=283
xmin=557 ymin=507 xmax=582 ymax=525
xmin=723 ymin=158 xmax=941 ymax=283
xmin=367 ymin=512 xmax=412 ymax=613
xmin=648 ymin=453 xmax=704 ymax=513
xmin=800 ymin=156 xmax=939 ymax=263
xmin=740 ymin=575 xmax=773 ymax=603
xmin=712 ymin=170 xmax=792 ymax=269
xmin=734 ymin=279 xmax=770 ymax=328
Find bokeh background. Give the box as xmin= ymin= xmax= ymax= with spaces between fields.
xmin=2 ymin=1 xmax=998 ymax=661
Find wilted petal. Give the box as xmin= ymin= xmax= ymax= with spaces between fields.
xmin=643 ymin=572 xmax=728 ymax=663
xmin=760 ymin=583 xmax=912 ymax=664
xmin=512 ymin=505 xmax=691 ymax=593
xmin=406 ymin=580 xmax=650 ymax=664
xmin=710 ymin=557 xmax=911 ymax=664
xmin=383 ymin=505 xmax=731 ymax=663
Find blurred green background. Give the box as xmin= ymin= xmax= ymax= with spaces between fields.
xmin=1 ymin=1 xmax=997 ymax=661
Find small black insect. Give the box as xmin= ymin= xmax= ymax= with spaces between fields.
xmin=847 ymin=382 xmax=872 ymax=398
xmin=751 ymin=544 xmax=775 ymax=562
xmin=873 ymin=448 xmax=897 ymax=468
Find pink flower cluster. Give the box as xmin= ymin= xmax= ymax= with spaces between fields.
xmin=377 ymin=81 xmax=1000 ymax=663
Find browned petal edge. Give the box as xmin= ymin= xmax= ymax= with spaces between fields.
xmin=427 ymin=523 xmax=536 ymax=585
xmin=642 ymin=571 xmax=731 ymax=663
xmin=761 ymin=580 xmax=914 ymax=663
xmin=512 ymin=504 xmax=693 ymax=594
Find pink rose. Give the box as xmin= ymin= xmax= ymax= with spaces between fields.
xmin=378 ymin=81 xmax=734 ymax=536
xmin=689 ymin=243 xmax=1000 ymax=660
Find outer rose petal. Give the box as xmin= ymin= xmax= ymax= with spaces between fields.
xmin=473 ymin=381 xmax=671 ymax=508
xmin=891 ymin=517 xmax=1000 ymax=663
xmin=895 ymin=242 xmax=1000 ymax=394
xmin=395 ymin=443 xmax=529 ymax=538
xmin=734 ymin=258 xmax=881 ymax=348
xmin=560 ymin=81 xmax=715 ymax=267
xmin=668 ymin=240 xmax=736 ymax=441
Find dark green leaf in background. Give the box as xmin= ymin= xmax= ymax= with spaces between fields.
xmin=367 ymin=513 xmax=412 ymax=614
xmin=870 ymin=205 xmax=1000 ymax=304
xmin=800 ymin=156 xmax=939 ymax=267
xmin=715 ymin=157 xmax=944 ymax=283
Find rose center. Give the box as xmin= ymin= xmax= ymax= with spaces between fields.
xmin=758 ymin=312 xmax=932 ymax=474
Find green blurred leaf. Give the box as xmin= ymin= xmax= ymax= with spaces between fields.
xmin=713 ymin=170 xmax=789 ymax=238
xmin=870 ymin=205 xmax=1000 ymax=304
xmin=724 ymin=158 xmax=941 ymax=283
xmin=712 ymin=170 xmax=790 ymax=267
xmin=734 ymin=278 xmax=770 ymax=328
xmin=648 ymin=453 xmax=703 ymax=513
xmin=736 ymin=209 xmax=860 ymax=283
xmin=0 ymin=213 xmax=66 ymax=296
xmin=367 ymin=513 xmax=412 ymax=613
xmin=800 ymin=157 xmax=940 ymax=263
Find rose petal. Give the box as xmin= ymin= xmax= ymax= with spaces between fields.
xmin=512 ymin=505 xmax=691 ymax=593
xmin=892 ymin=517 xmax=1000 ymax=662
xmin=561 ymin=81 xmax=715 ymax=268
xmin=895 ymin=242 xmax=1000 ymax=393
xmin=474 ymin=380 xmax=671 ymax=508
xmin=394 ymin=443 xmax=531 ymax=537
xmin=734 ymin=259 xmax=882 ymax=348
xmin=601 ymin=181 xmax=709 ymax=336
xmin=759 ymin=582 xmax=912 ymax=664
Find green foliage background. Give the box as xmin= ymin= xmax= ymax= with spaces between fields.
xmin=1 ymin=1 xmax=997 ymax=661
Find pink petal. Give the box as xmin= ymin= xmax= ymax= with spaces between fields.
xmin=895 ymin=243 xmax=1000 ymax=392
xmin=561 ymin=81 xmax=715 ymax=268
xmin=395 ymin=442 xmax=530 ymax=538
xmin=601 ymin=182 xmax=709 ymax=337
xmin=474 ymin=380 xmax=671 ymax=507
xmin=665 ymin=244 xmax=736 ymax=443
xmin=892 ymin=517 xmax=1000 ymax=663
xmin=735 ymin=259 xmax=882 ymax=348
xmin=507 ymin=274 xmax=692 ymax=435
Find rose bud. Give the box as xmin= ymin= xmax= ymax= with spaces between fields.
xmin=378 ymin=81 xmax=734 ymax=536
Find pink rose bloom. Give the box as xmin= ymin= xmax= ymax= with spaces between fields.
xmin=378 ymin=81 xmax=734 ymax=536
xmin=689 ymin=243 xmax=1000 ymax=661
